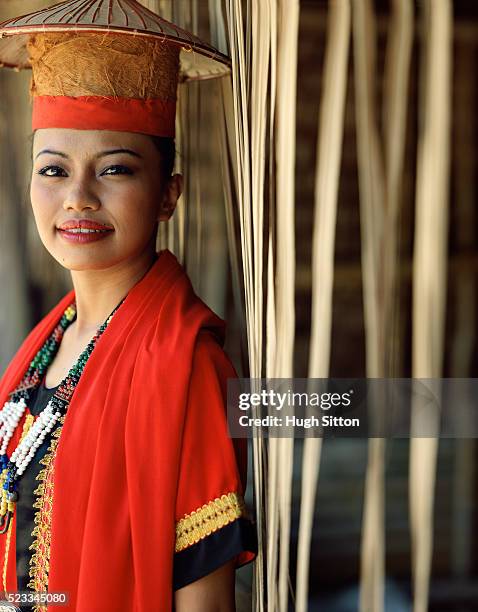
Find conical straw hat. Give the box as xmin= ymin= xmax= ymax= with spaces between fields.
xmin=0 ymin=0 xmax=230 ymax=80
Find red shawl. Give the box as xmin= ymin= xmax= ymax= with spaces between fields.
xmin=0 ymin=249 xmax=254 ymax=610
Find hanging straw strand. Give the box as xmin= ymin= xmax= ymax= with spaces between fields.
xmin=410 ymin=2 xmax=452 ymax=611
xmin=295 ymin=2 xmax=351 ymax=611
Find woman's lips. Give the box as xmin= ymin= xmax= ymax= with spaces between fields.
xmin=57 ymin=228 xmax=114 ymax=244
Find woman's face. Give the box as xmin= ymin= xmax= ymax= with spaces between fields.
xmin=31 ymin=128 xmax=182 ymax=271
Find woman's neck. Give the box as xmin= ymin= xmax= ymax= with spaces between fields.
xmin=69 ymin=250 xmax=158 ymax=338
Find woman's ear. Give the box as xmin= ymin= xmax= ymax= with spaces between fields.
xmin=158 ymin=173 xmax=183 ymax=221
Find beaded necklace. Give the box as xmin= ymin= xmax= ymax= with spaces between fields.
xmin=0 ymin=298 xmax=124 ymax=534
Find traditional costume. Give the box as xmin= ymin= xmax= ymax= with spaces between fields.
xmin=0 ymin=2 xmax=257 ymax=610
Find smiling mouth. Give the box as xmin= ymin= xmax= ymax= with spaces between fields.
xmin=60 ymin=228 xmax=112 ymax=234
xmin=57 ymin=226 xmax=115 ymax=244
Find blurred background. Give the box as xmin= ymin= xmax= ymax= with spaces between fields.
xmin=1 ymin=1 xmax=478 ymax=611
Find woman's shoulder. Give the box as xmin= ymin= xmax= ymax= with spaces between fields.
xmin=184 ymin=331 xmax=239 ymax=423
xmin=192 ymin=329 xmax=238 ymax=382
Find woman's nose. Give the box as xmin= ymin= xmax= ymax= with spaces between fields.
xmin=63 ymin=181 xmax=101 ymax=211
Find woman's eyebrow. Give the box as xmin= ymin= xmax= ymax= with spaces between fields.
xmin=35 ymin=149 xmax=68 ymax=160
xmin=34 ymin=148 xmax=143 ymax=161
xmin=96 ymin=149 xmax=143 ymax=159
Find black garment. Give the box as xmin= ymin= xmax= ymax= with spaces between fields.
xmin=13 ymin=378 xmax=257 ymax=606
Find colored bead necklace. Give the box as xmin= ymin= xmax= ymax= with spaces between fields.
xmin=0 ymin=298 xmax=124 ymax=534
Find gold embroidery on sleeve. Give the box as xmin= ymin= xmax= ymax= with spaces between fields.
xmin=27 ymin=416 xmax=65 ymax=612
xmin=2 ymin=413 xmax=35 ymax=592
xmin=175 ymin=491 xmax=246 ymax=553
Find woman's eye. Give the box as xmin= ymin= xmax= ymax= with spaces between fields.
xmin=38 ymin=166 xmax=67 ymax=177
xmin=101 ymin=165 xmax=133 ymax=176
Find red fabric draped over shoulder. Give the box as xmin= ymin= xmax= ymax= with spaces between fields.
xmin=0 ymin=249 xmax=255 ymax=611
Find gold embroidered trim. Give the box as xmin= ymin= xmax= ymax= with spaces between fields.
xmin=175 ymin=491 xmax=246 ymax=553
xmin=27 ymin=415 xmax=65 ymax=611
xmin=2 ymin=413 xmax=35 ymax=592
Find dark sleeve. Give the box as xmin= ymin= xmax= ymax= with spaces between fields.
xmin=173 ymin=332 xmax=257 ymax=591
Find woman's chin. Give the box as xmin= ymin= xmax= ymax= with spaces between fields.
xmin=51 ymin=251 xmax=120 ymax=272
xmin=44 ymin=236 xmax=157 ymax=272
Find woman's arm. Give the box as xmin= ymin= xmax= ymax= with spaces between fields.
xmin=174 ymin=559 xmax=236 ymax=612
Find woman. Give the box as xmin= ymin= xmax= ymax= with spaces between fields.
xmin=0 ymin=2 xmax=257 ymax=611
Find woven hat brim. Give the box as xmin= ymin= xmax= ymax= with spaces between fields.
xmin=0 ymin=0 xmax=231 ymax=80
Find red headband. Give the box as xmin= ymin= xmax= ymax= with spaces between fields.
xmin=32 ymin=96 xmax=176 ymax=137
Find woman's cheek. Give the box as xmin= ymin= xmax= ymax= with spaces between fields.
xmin=30 ymin=182 xmax=47 ymax=223
xmin=115 ymin=189 xmax=158 ymax=231
xmin=30 ymin=182 xmax=60 ymax=239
